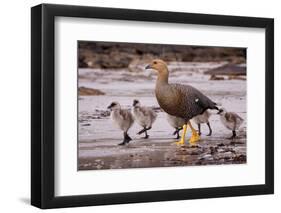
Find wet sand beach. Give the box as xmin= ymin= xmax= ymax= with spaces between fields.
xmin=78 ymin=62 xmax=247 ymax=170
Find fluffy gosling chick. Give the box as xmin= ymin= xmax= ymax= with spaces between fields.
xmin=191 ymin=110 xmax=212 ymax=136
xmin=166 ymin=114 xmax=185 ymax=139
xmin=107 ymin=102 xmax=134 ymax=145
xmin=218 ymin=108 xmax=244 ymax=139
xmin=132 ymin=99 xmax=157 ymax=139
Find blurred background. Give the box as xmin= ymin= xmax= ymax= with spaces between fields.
xmin=78 ymin=41 xmax=246 ymax=69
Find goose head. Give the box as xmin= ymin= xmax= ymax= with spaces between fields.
xmin=145 ymin=59 xmax=168 ymax=75
xmin=107 ymin=101 xmax=121 ymax=111
xmin=217 ymin=107 xmax=226 ymax=115
xmin=145 ymin=59 xmax=169 ymax=83
xmin=133 ymin=99 xmax=141 ymax=107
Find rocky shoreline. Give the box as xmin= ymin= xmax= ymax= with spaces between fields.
xmin=79 ymin=42 xmax=246 ymax=69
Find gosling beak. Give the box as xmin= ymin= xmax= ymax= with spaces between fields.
xmin=107 ymin=105 xmax=112 ymax=110
xmin=145 ymin=64 xmax=152 ymax=70
xmin=217 ymin=109 xmax=223 ymax=114
xmin=133 ymin=100 xmax=138 ymax=106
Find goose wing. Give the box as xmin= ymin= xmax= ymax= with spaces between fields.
xmin=225 ymin=112 xmax=236 ymax=123
xmin=148 ymin=108 xmax=157 ymax=123
xmin=171 ymin=84 xmax=217 ymax=120
xmin=139 ymin=107 xmax=157 ymax=122
xmin=120 ymin=109 xmax=134 ymax=123
xmin=138 ymin=107 xmax=150 ymax=117
xmin=225 ymin=112 xmax=244 ymax=122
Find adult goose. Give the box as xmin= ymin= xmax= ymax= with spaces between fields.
xmin=145 ymin=59 xmax=219 ymax=145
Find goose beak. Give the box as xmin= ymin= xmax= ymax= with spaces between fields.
xmin=107 ymin=105 xmax=112 ymax=109
xmin=217 ymin=109 xmax=223 ymax=114
xmin=133 ymin=100 xmax=138 ymax=106
xmin=145 ymin=64 xmax=152 ymax=70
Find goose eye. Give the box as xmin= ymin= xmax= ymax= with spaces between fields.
xmin=153 ymin=61 xmax=157 ymax=64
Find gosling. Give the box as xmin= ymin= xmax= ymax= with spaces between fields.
xmin=107 ymin=102 xmax=134 ymax=145
xmin=218 ymin=108 xmax=244 ymax=139
xmin=166 ymin=114 xmax=185 ymax=139
xmin=191 ymin=110 xmax=212 ymax=136
xmin=132 ymin=99 xmax=157 ymax=139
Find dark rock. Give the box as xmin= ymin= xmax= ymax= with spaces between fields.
xmin=233 ymin=154 xmax=246 ymax=162
xmin=205 ymin=64 xmax=246 ymax=76
xmin=79 ymin=55 xmax=88 ymax=68
xmin=79 ymin=87 xmax=105 ymax=96
xmin=189 ymin=145 xmax=200 ymax=148
xmin=209 ymin=75 xmax=225 ymax=80
xmin=210 ymin=146 xmax=218 ymax=154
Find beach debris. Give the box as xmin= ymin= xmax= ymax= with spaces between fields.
xmin=209 ymin=74 xmax=225 ymax=80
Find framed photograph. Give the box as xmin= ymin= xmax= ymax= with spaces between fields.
xmin=31 ymin=3 xmax=274 ymax=209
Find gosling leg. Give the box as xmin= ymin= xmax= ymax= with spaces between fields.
xmin=206 ymin=122 xmax=212 ymax=136
xmin=174 ymin=128 xmax=180 ymax=139
xmin=145 ymin=126 xmax=151 ymax=139
xmin=138 ymin=127 xmax=151 ymax=139
xmin=228 ymin=130 xmax=236 ymax=139
xmin=125 ymin=133 xmax=132 ymax=142
xmin=118 ymin=137 xmax=126 ymax=146
xmin=137 ymin=126 xmax=151 ymax=135
xmin=118 ymin=132 xmax=132 ymax=145
xmin=188 ymin=121 xmax=200 ymax=144
xmin=137 ymin=128 xmax=146 ymax=135
xmin=176 ymin=124 xmax=188 ymax=145
xmin=144 ymin=129 xmax=149 ymax=139
xmin=173 ymin=126 xmax=183 ymax=139
xmin=197 ymin=123 xmax=201 ymax=136
xmin=176 ymin=130 xmax=180 ymax=139
xmin=177 ymin=127 xmax=183 ymax=139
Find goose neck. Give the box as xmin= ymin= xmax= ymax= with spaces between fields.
xmin=156 ymin=71 xmax=169 ymax=85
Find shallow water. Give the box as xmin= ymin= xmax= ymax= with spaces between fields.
xmin=78 ymin=62 xmax=247 ymax=170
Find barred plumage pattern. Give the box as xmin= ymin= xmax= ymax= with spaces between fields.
xmin=156 ymin=83 xmax=217 ymax=122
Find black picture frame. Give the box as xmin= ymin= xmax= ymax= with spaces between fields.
xmin=31 ymin=3 xmax=274 ymax=209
